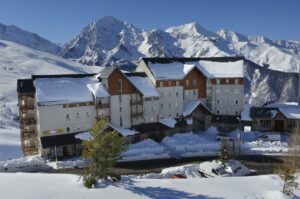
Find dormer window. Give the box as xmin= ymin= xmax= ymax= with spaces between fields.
xmin=226 ymin=79 xmax=229 ymax=84
xmin=216 ymin=79 xmax=220 ymax=84
xmin=235 ymin=79 xmax=239 ymax=84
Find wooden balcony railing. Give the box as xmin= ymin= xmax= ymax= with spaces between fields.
xmin=97 ymin=103 xmax=110 ymax=109
xmin=20 ymin=118 xmax=36 ymax=125
xmin=130 ymin=100 xmax=143 ymax=106
xmin=131 ymin=112 xmax=143 ymax=118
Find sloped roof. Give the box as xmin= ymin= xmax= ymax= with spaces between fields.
xmin=97 ymin=67 xmax=116 ymax=79
xmin=87 ymin=82 xmax=110 ymax=98
xmin=182 ymin=99 xmax=212 ymax=117
xmin=126 ymin=75 xmax=159 ymax=98
xmin=265 ymin=102 xmax=300 ymax=119
xmin=142 ymin=57 xmax=244 ymax=80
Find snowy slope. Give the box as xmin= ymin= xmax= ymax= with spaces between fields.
xmin=0 ymin=23 xmax=60 ymax=54
xmin=0 ymin=172 xmax=298 ymax=199
xmin=0 ymin=40 xmax=102 ymax=161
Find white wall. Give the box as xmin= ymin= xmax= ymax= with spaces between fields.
xmin=157 ymin=86 xmax=183 ymax=118
xmin=110 ymin=95 xmax=131 ymax=128
xmin=36 ymin=104 xmax=96 ymax=137
xmin=143 ymin=99 xmax=160 ymax=122
xmin=211 ymin=84 xmax=244 ymax=115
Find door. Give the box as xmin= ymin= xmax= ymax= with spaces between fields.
xmin=274 ymin=120 xmax=284 ymax=132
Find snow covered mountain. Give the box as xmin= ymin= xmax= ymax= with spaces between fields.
xmin=0 ymin=23 xmax=60 ymax=54
xmin=61 ymin=16 xmax=300 ymax=73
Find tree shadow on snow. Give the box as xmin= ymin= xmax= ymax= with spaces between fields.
xmin=118 ymin=178 xmax=223 ymax=199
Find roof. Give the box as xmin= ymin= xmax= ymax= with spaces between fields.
xmin=250 ymin=107 xmax=279 ymax=119
xmin=131 ymin=122 xmax=172 ymax=134
xmin=87 ymin=82 xmax=110 ymax=98
xmin=106 ymin=124 xmax=139 ymax=137
xmin=142 ymin=57 xmax=244 ymax=65
xmin=34 ymin=76 xmax=99 ymax=106
xmin=126 ymin=75 xmax=159 ymax=98
xmin=160 ymin=118 xmax=177 ymax=128
xmin=142 ymin=57 xmax=244 ymax=80
xmin=265 ymin=102 xmax=300 ymax=119
xmin=97 ymin=67 xmax=116 ymax=79
xmin=17 ymin=79 xmax=35 ymax=93
xmin=182 ymin=100 xmax=211 ymax=117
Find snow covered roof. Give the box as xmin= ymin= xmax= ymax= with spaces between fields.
xmin=75 ymin=132 xmax=93 ymax=141
xmin=182 ymin=100 xmax=211 ymax=117
xmin=127 ymin=76 xmax=159 ymax=98
xmin=241 ymin=104 xmax=252 ymax=121
xmin=265 ymin=102 xmax=300 ymax=119
xmin=160 ymin=118 xmax=177 ymax=128
xmin=34 ymin=76 xmax=99 ymax=106
xmin=194 ymin=60 xmax=244 ymax=78
xmin=147 ymin=62 xmax=195 ymax=80
xmin=87 ymin=82 xmax=110 ymax=98
xmin=146 ymin=59 xmax=244 ymax=80
xmin=106 ymin=124 xmax=138 ymax=137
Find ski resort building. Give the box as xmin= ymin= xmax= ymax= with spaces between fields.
xmin=17 ymin=57 xmax=245 ymax=157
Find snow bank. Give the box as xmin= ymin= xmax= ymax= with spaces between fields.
xmin=242 ymin=140 xmax=289 ymax=154
xmin=161 ymin=132 xmax=219 ymax=157
xmin=0 ymin=156 xmax=50 ymax=172
xmin=120 ymin=139 xmax=170 ymax=161
xmin=48 ymin=158 xmax=87 ymax=169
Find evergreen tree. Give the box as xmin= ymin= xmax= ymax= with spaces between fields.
xmin=82 ymin=116 xmax=126 ymax=188
xmin=218 ymin=140 xmax=232 ymax=167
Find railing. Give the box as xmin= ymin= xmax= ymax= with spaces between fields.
xmin=130 ymin=100 xmax=143 ymax=106
xmin=97 ymin=103 xmax=110 ymax=109
xmin=21 ymin=104 xmax=35 ymax=110
xmin=22 ymin=130 xmax=36 ymax=137
xmin=20 ymin=118 xmax=36 ymax=125
xmin=131 ymin=112 xmax=143 ymax=118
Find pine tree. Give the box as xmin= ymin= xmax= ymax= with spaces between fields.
xmin=218 ymin=140 xmax=232 ymax=168
xmin=82 ymin=116 xmax=126 ymax=188
xmin=278 ymin=125 xmax=299 ymax=195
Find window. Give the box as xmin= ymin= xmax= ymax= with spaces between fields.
xmin=76 ymin=113 xmax=80 ymax=118
xmin=151 ymin=116 xmax=154 ymax=122
xmin=193 ymin=79 xmax=197 ymax=86
xmin=260 ymin=120 xmax=271 ymax=128
xmin=235 ymin=79 xmax=239 ymax=85
xmin=226 ymin=79 xmax=229 ymax=84
xmin=186 ymin=80 xmax=189 ymax=86
xmin=217 ymin=99 xmax=219 ymax=104
xmin=176 ymin=81 xmax=179 ymax=86
xmin=119 ymin=107 xmax=122 ymax=112
xmin=185 ymin=90 xmax=189 ymax=96
xmin=66 ymin=114 xmax=70 ymax=121
xmin=176 ymin=92 xmax=179 ymax=96
xmin=217 ymin=110 xmax=220 ymax=114
xmin=118 ymin=79 xmax=122 ymax=93
xmin=86 ymin=112 xmax=90 ymax=117
xmin=235 ymin=111 xmax=239 ymax=115
xmin=216 ymin=79 xmax=220 ymax=84
xmin=120 ymin=118 xmax=123 ymax=127
xmin=66 ymin=127 xmax=70 ymax=132
xmin=160 ymin=92 xmax=164 ymax=98
xmin=160 ymin=81 xmax=163 ymax=87
xmin=176 ymin=113 xmax=179 ymax=117
xmin=169 ymin=103 xmax=171 ymax=108
xmin=235 ymin=100 xmax=239 ymax=104
xmin=288 ymin=120 xmax=297 ymax=130
xmin=160 ymin=104 xmax=163 ymax=108
xmin=226 ymin=110 xmax=229 ymax=115
xmin=168 ymin=81 xmax=171 ymax=86
xmin=175 ymin=102 xmax=179 ymax=107
xmin=193 ymin=90 xmax=196 ymax=95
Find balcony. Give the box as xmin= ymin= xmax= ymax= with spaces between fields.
xmin=20 ymin=118 xmax=36 ymax=125
xmin=97 ymin=103 xmax=110 ymax=109
xmin=131 ymin=112 xmax=143 ymax=118
xmin=22 ymin=130 xmax=36 ymax=137
xmin=21 ymin=104 xmax=35 ymax=111
xmin=130 ymin=100 xmax=143 ymax=106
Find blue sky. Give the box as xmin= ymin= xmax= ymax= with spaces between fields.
xmin=0 ymin=0 xmax=299 ymax=43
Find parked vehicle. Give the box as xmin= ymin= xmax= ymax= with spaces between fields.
xmin=258 ymin=133 xmax=281 ymax=141
xmin=216 ymin=133 xmax=233 ymax=141
xmin=171 ymin=174 xmax=187 ymax=179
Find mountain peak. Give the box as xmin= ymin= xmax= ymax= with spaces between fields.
xmin=166 ymin=22 xmax=218 ymax=38
xmin=217 ymin=29 xmax=248 ymax=42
